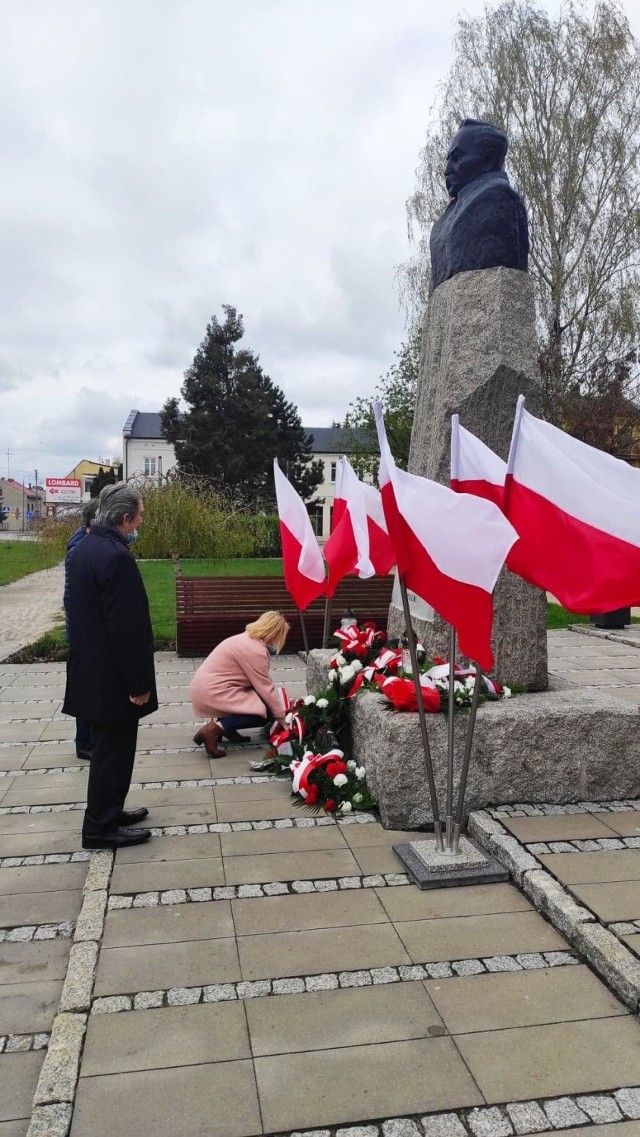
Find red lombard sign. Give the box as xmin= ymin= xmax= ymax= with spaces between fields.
xmin=45 ymin=478 xmax=82 ymax=503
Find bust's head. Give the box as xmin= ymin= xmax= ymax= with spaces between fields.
xmin=444 ymin=119 xmax=508 ymax=199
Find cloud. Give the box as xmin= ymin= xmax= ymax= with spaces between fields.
xmin=0 ymin=0 xmax=606 ymax=475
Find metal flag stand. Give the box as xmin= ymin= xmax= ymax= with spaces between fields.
xmin=298 ymin=609 xmax=310 ymax=659
xmin=392 ymin=617 xmax=508 ymax=889
xmin=322 ymin=597 xmax=333 ymax=649
xmin=399 ymin=579 xmax=444 ymax=851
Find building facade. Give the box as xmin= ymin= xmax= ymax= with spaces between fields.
xmin=64 ymin=459 xmax=121 ymax=502
xmin=121 ymin=411 xmax=371 ymax=535
xmin=0 ymin=478 xmax=45 ymax=531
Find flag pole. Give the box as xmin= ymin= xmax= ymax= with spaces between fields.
xmin=452 ymin=662 xmax=483 ymax=853
xmin=399 ymin=578 xmax=443 ymax=851
xmin=446 ymin=624 xmax=456 ymax=851
xmin=322 ymin=597 xmax=333 ymax=649
xmin=298 ymin=608 xmax=310 ymax=659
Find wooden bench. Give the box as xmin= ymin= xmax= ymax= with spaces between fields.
xmin=176 ymin=575 xmax=394 ymax=656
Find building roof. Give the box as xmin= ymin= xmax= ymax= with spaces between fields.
xmin=0 ymin=477 xmax=41 ymax=497
xmin=122 ymin=411 xmax=376 ymax=453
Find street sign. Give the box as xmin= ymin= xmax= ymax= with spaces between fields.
xmin=26 ymin=511 xmax=33 ymax=520
xmin=45 ymin=477 xmax=82 ymax=504
xmin=1 ymin=506 xmax=9 ymax=514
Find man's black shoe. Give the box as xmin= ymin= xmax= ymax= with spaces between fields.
xmin=76 ymin=749 xmax=93 ymax=761
xmin=82 ymin=826 xmax=152 ymax=850
xmin=119 ymin=807 xmax=149 ymax=825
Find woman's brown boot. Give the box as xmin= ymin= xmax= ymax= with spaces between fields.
xmin=193 ymin=720 xmax=227 ymax=758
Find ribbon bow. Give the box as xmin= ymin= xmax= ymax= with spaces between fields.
xmin=291 ymin=747 xmax=345 ymax=800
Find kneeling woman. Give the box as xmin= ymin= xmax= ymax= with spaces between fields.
xmin=190 ymin=611 xmax=290 ymax=758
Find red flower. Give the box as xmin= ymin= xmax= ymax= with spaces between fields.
xmin=433 ymin=656 xmax=445 ymax=665
xmin=305 ymin=785 xmax=319 ymax=805
xmin=323 ymin=799 xmax=336 ymax=812
xmin=325 ymin=760 xmax=348 ymax=778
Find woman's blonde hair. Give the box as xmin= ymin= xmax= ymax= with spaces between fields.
xmin=246 ymin=611 xmax=290 ymax=653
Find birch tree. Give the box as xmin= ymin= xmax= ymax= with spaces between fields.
xmin=402 ymin=0 xmax=640 ymax=424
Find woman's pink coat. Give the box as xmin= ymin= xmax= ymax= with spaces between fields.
xmin=190 ymin=631 xmax=285 ymax=720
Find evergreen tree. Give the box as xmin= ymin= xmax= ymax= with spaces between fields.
xmin=90 ymin=466 xmax=118 ymax=498
xmin=161 ymin=306 xmax=322 ymax=504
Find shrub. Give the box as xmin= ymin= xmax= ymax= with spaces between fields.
xmin=131 ymin=477 xmax=282 ymax=559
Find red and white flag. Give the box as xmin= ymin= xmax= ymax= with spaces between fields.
xmin=273 ymin=460 xmax=325 ymax=610
xmin=374 ymin=402 xmax=518 ymax=669
xmin=323 ymin=458 xmax=395 ymax=595
xmin=451 ymin=415 xmax=507 ymax=508
xmin=505 ymin=397 xmax=640 ymax=612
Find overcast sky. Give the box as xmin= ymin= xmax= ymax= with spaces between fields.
xmin=2 ymin=0 xmax=639 ymax=482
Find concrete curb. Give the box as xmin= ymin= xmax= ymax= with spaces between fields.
xmin=26 ymin=849 xmax=114 ymax=1137
xmin=469 ymin=808 xmax=640 ymax=1012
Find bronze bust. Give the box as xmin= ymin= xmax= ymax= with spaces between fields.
xmin=430 ymin=118 xmax=529 ymax=291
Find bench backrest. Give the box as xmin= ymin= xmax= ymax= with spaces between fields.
xmin=176 ymin=575 xmax=394 ymax=655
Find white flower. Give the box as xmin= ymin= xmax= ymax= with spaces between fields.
xmin=347 ymin=759 xmax=357 ymax=771
xmin=355 ymin=766 xmax=366 ymax=780
xmin=353 ymin=792 xmax=363 ymax=804
xmin=316 ymin=698 xmax=329 ymax=709
xmin=465 ymin=676 xmax=475 ymax=690
xmin=339 ymin=800 xmax=353 ymax=813
xmin=502 ymin=686 xmax=512 ymax=699
xmin=335 ymin=653 xmax=346 ymax=667
xmin=303 ymin=695 xmax=316 ymax=705
xmin=351 ymin=659 xmax=363 ymax=673
xmin=328 ymin=670 xmax=338 ymax=684
xmin=339 ymin=667 xmax=355 ymax=685
xmin=333 ymin=773 xmax=348 ymax=787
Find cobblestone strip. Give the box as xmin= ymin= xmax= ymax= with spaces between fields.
xmin=525 ymin=837 xmax=640 ymax=854
xmin=469 ymin=808 xmax=640 ymax=1012
xmin=0 ymin=1032 xmax=50 ymax=1053
xmin=253 ymin=1086 xmax=640 ymax=1136
xmin=0 ymin=922 xmax=75 ymax=941
xmin=108 ymin=873 xmax=412 ymax=908
xmin=26 ymin=850 xmax=114 ymax=1137
xmin=91 ymin=951 xmax=578 ymax=1016
xmin=490 ymin=799 xmax=640 ymax=817
xmin=0 ymin=852 xmax=90 ymax=869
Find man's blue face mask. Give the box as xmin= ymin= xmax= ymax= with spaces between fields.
xmin=127 ymin=529 xmax=139 ymax=545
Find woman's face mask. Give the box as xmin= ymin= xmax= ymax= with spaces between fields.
xmin=267 ymin=643 xmax=278 ymax=657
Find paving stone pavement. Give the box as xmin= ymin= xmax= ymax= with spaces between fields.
xmin=3 ymin=637 xmax=640 ymax=1135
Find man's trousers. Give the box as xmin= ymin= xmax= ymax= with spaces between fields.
xmin=82 ymin=720 xmax=139 ymax=838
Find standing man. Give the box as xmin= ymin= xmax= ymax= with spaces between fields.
xmin=64 ymin=497 xmax=99 ymax=761
xmin=63 ymin=483 xmax=157 ymax=849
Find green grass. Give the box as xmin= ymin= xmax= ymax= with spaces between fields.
xmin=546 ymin=604 xmax=589 ymax=630
xmin=137 ymin=562 xmax=176 ymax=646
xmin=179 ymin=558 xmax=283 ymax=576
xmin=0 ymin=541 xmax=62 ymax=586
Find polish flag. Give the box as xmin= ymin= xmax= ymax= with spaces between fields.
xmin=450 ymin=415 xmax=507 ymax=508
xmin=505 ymin=397 xmax=640 ymax=613
xmin=374 ymin=403 xmax=518 ymax=669
xmin=273 ymin=460 xmax=326 ymax=610
xmin=323 ymin=458 xmax=395 ymax=595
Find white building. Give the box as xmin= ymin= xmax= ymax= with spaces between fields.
xmin=122 ymin=411 xmax=372 ymax=536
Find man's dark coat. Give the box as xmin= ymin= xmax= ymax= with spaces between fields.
xmin=62 ymin=525 xmax=158 ymax=724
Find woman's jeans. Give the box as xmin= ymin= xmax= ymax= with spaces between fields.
xmin=218 ymin=712 xmax=267 ymax=731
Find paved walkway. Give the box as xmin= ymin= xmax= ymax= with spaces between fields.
xmin=2 ymin=637 xmax=640 ymax=1134
xmin=0 ymin=564 xmax=65 ymax=661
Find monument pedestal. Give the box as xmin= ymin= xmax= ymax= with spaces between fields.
xmin=388 ymin=265 xmax=548 ymax=691
xmin=306 ymin=651 xmax=640 ymax=831
xmin=393 ymin=834 xmax=508 ymax=890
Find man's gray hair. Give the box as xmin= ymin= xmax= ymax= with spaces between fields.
xmin=96 ymin=483 xmax=142 ymax=528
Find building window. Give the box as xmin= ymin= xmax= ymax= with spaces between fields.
xmin=330 ymin=461 xmax=337 ymax=483
xmin=84 ymin=478 xmax=93 ymax=494
xmin=144 ymin=458 xmax=156 ymax=476
xmin=157 ymin=456 xmax=162 ymax=476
